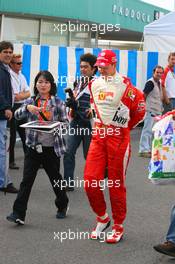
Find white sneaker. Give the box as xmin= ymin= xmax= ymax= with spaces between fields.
xmin=106 ymin=224 xmax=124 ymax=244
xmin=90 ymin=216 xmax=111 ymax=239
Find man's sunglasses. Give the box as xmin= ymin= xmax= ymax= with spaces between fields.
xmin=12 ymin=62 xmax=22 ymax=65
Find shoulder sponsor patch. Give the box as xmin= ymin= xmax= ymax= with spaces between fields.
xmin=127 ymin=89 xmax=136 ymax=101
xmin=137 ymin=100 xmax=146 ymax=112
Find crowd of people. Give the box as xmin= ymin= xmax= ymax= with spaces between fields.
xmin=0 ymin=40 xmax=175 ymax=255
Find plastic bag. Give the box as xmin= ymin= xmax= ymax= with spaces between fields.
xmin=149 ymin=113 xmax=175 ymax=185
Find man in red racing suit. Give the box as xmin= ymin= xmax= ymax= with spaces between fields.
xmin=84 ymin=50 xmax=146 ymax=244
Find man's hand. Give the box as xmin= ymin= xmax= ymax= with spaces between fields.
xmin=85 ymin=108 xmax=92 ymax=119
xmin=164 ymin=97 xmax=170 ymax=105
xmin=27 ymin=105 xmax=42 ymax=115
xmin=5 ymin=109 xmax=13 ymax=120
xmin=15 ymin=91 xmax=30 ymax=102
xmin=14 ymin=93 xmax=23 ymax=102
xmin=162 ymin=87 xmax=170 ymax=105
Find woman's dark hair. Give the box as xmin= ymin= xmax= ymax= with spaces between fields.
xmin=33 ymin=70 xmax=57 ymax=96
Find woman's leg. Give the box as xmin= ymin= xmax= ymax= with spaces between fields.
xmin=13 ymin=148 xmax=40 ymax=219
xmin=43 ymin=148 xmax=68 ymax=211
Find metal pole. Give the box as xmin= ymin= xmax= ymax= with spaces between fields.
xmin=0 ymin=14 xmax=5 ymax=41
xmin=38 ymin=18 xmax=42 ymax=45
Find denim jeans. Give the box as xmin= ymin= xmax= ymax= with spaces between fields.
xmin=139 ymin=112 xmax=156 ymax=153
xmin=9 ymin=103 xmax=26 ymax=164
xmin=63 ymin=119 xmax=91 ymax=184
xmin=166 ymin=205 xmax=175 ymax=244
xmin=0 ymin=120 xmax=12 ymax=188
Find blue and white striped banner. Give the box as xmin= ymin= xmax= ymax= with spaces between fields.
xmin=14 ymin=44 xmax=169 ymax=100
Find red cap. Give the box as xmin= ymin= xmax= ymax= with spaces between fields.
xmin=95 ymin=50 xmax=117 ymax=67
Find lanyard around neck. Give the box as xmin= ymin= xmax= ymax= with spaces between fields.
xmin=37 ymin=97 xmax=50 ymax=121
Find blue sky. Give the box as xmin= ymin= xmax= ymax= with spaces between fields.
xmin=141 ymin=0 xmax=174 ymax=10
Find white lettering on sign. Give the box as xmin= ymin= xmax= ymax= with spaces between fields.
xmin=125 ymin=8 xmax=129 ymax=17
xmin=136 ymin=11 xmax=141 ymax=20
xmin=141 ymin=13 xmax=146 ymax=22
xmin=119 ymin=6 xmax=123 ymax=16
xmin=147 ymin=15 xmax=151 ymax=23
xmin=112 ymin=4 xmax=152 ymax=23
xmin=112 ymin=4 xmax=117 ymax=13
xmin=130 ymin=9 xmax=135 ymax=19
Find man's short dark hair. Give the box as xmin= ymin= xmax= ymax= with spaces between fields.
xmin=153 ymin=65 xmax=164 ymax=73
xmin=80 ymin=53 xmax=97 ymax=69
xmin=0 ymin=41 xmax=14 ymax=53
xmin=168 ymin=52 xmax=175 ymax=60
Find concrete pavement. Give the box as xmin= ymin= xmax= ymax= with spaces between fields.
xmin=1 ymin=127 xmax=175 ymax=264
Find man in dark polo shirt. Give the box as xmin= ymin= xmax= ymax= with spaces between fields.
xmin=0 ymin=41 xmax=18 ymax=193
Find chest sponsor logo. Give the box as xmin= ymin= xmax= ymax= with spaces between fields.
xmin=98 ymin=91 xmax=114 ymax=101
xmin=112 ymin=106 xmax=128 ymax=125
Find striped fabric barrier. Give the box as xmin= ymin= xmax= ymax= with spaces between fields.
xmin=14 ymin=44 xmax=169 ymax=100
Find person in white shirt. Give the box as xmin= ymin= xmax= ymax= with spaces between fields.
xmin=9 ymin=54 xmax=30 ymax=169
xmin=161 ymin=52 xmax=175 ymax=113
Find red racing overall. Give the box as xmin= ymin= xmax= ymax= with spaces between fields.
xmin=84 ymin=73 xmax=146 ymax=225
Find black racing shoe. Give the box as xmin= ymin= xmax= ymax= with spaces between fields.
xmin=56 ymin=205 xmax=69 ymax=219
xmin=6 ymin=212 xmax=25 ymax=225
xmin=153 ymin=241 xmax=175 ymax=257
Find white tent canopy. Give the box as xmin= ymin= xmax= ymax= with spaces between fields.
xmin=144 ymin=11 xmax=175 ymax=52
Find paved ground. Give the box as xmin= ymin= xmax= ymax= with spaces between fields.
xmin=1 ymin=127 xmax=175 ymax=264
